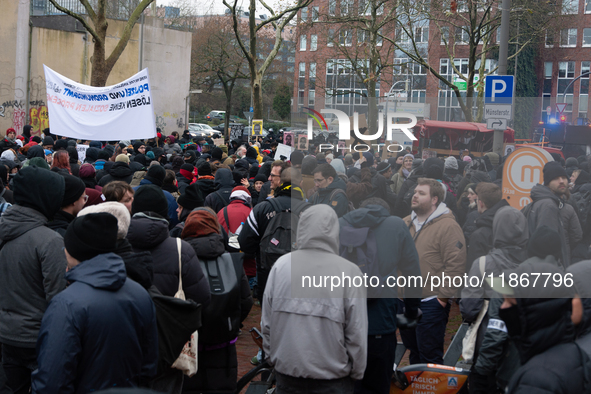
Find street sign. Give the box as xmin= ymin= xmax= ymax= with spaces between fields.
xmin=546 ymin=106 xmax=552 ymax=115
xmin=387 ymin=92 xmax=407 ymax=101
xmin=485 ymin=75 xmax=514 ymax=104
xmin=249 ymin=107 xmax=254 ymax=112
xmin=487 ymin=118 xmax=507 ymax=130
xmin=556 ymin=103 xmax=567 ymax=115
xmin=484 ymin=104 xmax=512 ymax=120
xmin=243 ymin=111 xmax=254 ymax=121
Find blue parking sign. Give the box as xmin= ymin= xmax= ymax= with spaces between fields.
xmin=485 ymin=76 xmax=514 ymax=104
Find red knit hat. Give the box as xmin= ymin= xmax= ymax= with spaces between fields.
xmin=231 ymin=186 xmax=251 ymax=196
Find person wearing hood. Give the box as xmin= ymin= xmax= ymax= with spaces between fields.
xmin=457 ymin=182 xmax=478 ymax=230
xmin=171 ymin=183 xmax=205 ymax=238
xmin=180 ymin=208 xmax=253 ymax=394
xmin=261 ymin=205 xmax=368 ymax=393
xmin=98 ymin=154 xmax=135 ymax=186
xmin=176 ymin=163 xmax=195 ymax=194
xmin=464 ymin=183 xmax=507 ymax=271
xmin=443 ymin=156 xmax=462 ymax=196
xmin=528 ymin=161 xmax=581 ymax=267
xmin=347 ymin=153 xmax=396 ymax=212
xmin=0 ymin=166 xmax=67 ymax=393
xmin=84 ymin=147 xmax=99 ymax=164
xmin=249 ymin=173 xmax=266 ymax=206
xmin=25 ymin=145 xmax=45 ymax=163
xmin=401 ymin=178 xmax=466 ymax=364
xmin=194 ymin=162 xmax=216 ymax=199
xmin=460 ymin=206 xmax=528 ymax=386
xmin=204 ymin=168 xmax=235 ymax=212
xmin=566 ymin=156 xmax=579 ymax=177
xmin=244 ymin=146 xmax=259 ymax=166
xmin=31 ymin=213 xmax=158 ymax=394
xmin=339 ymin=198 xmax=421 ymax=394
xmin=568 ymin=259 xmax=591 ymax=357
xmin=309 ymin=163 xmax=350 ymax=218
xmin=487 ymin=259 xmax=589 ymax=394
xmin=47 ymin=174 xmax=87 ymax=237
xmin=79 ymin=163 xmax=102 ymax=191
xmin=391 ymin=153 xmax=414 ymax=194
xmin=164 ymin=135 xmax=182 ymax=155
xmin=134 ymin=164 xmax=180 ymax=228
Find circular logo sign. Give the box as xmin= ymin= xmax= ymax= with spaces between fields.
xmin=505 ymin=148 xmax=550 ymax=194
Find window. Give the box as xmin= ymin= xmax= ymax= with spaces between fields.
xmin=415 ymin=26 xmax=429 ymax=43
xmin=340 ymin=0 xmax=352 ymax=14
xmin=326 ymin=60 xmax=335 ymax=75
xmin=411 ymin=90 xmax=426 ymax=103
xmin=457 ymin=0 xmax=468 ymax=12
xmin=496 ymin=27 xmax=501 ymax=44
xmin=441 ymin=26 xmax=449 ymax=45
xmin=358 ymin=29 xmax=369 ymax=44
xmin=558 ymin=61 xmax=575 ymax=78
xmin=359 ymin=0 xmax=370 ymax=15
xmin=455 ymin=26 xmax=469 ymax=45
xmin=287 ymin=56 xmax=295 ymax=63
xmin=301 ymin=7 xmax=308 ymax=22
xmin=440 ymin=59 xmax=449 ymax=75
xmin=584 ymin=28 xmax=591 ymax=46
xmin=340 ymin=29 xmax=353 ymax=46
xmin=377 ymin=28 xmax=383 ymax=46
xmin=308 ymin=90 xmax=315 ymax=105
xmin=299 ymin=62 xmax=306 ymax=78
xmin=396 ymin=27 xmax=410 ymax=43
xmin=309 ymin=62 xmax=316 ymax=79
xmin=562 ymin=0 xmax=578 ymax=14
xmin=545 ymin=31 xmax=554 ymax=47
xmin=298 ymin=90 xmax=305 ymax=105
xmin=394 ymin=58 xmax=409 ymax=75
xmin=329 ymin=0 xmax=336 ymax=15
xmin=560 ymin=28 xmax=577 ymax=47
xmin=413 ymin=62 xmax=426 ymax=75
xmin=328 ymin=29 xmax=335 ymax=47
xmin=300 ymin=35 xmax=307 ymax=51
xmin=312 ymin=6 xmax=319 ymax=21
xmin=311 ymin=35 xmax=318 ymax=51
xmin=544 ymin=62 xmax=553 ymax=79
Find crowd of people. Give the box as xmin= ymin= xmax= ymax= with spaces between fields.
xmin=0 ymin=124 xmax=590 ymax=394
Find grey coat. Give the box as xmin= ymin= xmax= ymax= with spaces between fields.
xmin=0 ymin=205 xmax=67 ymax=347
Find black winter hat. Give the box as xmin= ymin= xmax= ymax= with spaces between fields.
xmin=145 ymin=164 xmax=166 ymax=187
xmin=249 ymin=164 xmax=260 ymax=179
xmin=13 ymin=165 xmax=65 ymax=220
xmin=527 ymin=225 xmax=562 ymax=260
xmin=235 ymin=159 xmax=249 ymax=170
xmin=362 ymin=152 xmax=374 ymax=167
xmin=103 ymin=145 xmax=115 ymax=158
xmin=254 ymin=174 xmax=267 ymax=183
xmin=246 ymin=147 xmax=258 ymax=159
xmin=575 ymin=170 xmax=591 ymax=186
xmin=42 ymin=136 xmax=54 ymax=146
xmin=376 ymin=161 xmax=391 ymax=174
xmin=180 ymin=163 xmax=194 ymax=173
xmin=543 ymin=161 xmax=568 ymax=186
xmin=566 ymin=157 xmax=579 ymax=168
xmin=85 ymin=147 xmax=99 ymax=162
xmin=54 ymin=139 xmax=68 ymax=151
xmin=61 ymin=174 xmax=86 ymax=206
xmin=97 ymin=150 xmax=111 ymax=161
xmin=211 ymin=147 xmax=223 ymax=161
xmin=177 ymin=183 xmax=204 ymax=211
xmin=423 ymin=157 xmax=444 ymax=180
xmin=64 ymin=213 xmax=118 ymax=262
xmin=132 ymin=185 xmax=169 ymax=220
xmin=290 ymin=150 xmax=304 ymax=166
xmin=198 ymin=162 xmax=212 ymax=176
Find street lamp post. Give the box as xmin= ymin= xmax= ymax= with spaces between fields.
xmin=384 ymin=79 xmax=410 ymax=122
xmin=185 ymin=90 xmax=203 ymax=128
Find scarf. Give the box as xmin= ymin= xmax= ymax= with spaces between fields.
xmin=275 ymin=182 xmax=304 ymax=200
xmin=402 ymin=168 xmax=411 ymax=178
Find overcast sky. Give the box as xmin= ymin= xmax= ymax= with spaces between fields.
xmin=155 ymin=0 xmax=286 ymax=16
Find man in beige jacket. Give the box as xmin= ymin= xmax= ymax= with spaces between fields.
xmin=402 ymin=178 xmax=466 ymax=364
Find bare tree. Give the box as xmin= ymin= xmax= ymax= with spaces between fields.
xmin=384 ymin=0 xmax=562 ymax=121
xmin=48 ymin=0 xmax=155 ymax=86
xmin=223 ymin=0 xmax=313 ymax=119
xmin=191 ymin=16 xmax=249 ymax=136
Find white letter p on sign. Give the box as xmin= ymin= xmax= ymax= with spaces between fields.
xmin=491 ymin=80 xmax=506 ymax=102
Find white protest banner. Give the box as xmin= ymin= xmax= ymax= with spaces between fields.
xmin=275 ymin=143 xmax=294 ymax=161
xmin=76 ymin=144 xmax=89 ymax=163
xmin=44 ymin=65 xmax=156 ymax=141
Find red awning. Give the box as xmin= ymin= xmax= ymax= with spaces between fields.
xmin=414 ymin=120 xmax=515 ymax=143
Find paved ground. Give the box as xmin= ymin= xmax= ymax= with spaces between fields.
xmin=236 ymin=301 xmax=463 ymax=390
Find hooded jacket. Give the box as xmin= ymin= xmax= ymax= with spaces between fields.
xmin=340 ymin=205 xmax=421 ymax=335
xmin=310 ymin=177 xmax=349 ymax=218
xmin=126 ymin=214 xmax=210 ymax=305
xmin=403 ymin=203 xmax=466 ymax=300
xmin=98 ymin=162 xmax=134 ymax=186
xmin=0 ymin=205 xmax=68 ymax=347
xmin=262 ymin=205 xmax=368 ymax=380
xmin=465 ymin=199 xmax=510 ymax=271
xmin=204 ymin=168 xmax=234 ymax=213
xmin=31 ymin=253 xmax=158 ymax=393
xmin=460 ymin=206 xmax=529 ymax=322
xmin=529 ymin=184 xmax=572 ymax=266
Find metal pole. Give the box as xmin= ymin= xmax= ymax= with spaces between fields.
xmin=492 ymin=0 xmax=511 ymax=156
xmin=138 ymin=12 xmax=145 ymax=71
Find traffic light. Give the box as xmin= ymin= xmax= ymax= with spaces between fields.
xmin=560 ymin=115 xmax=567 ymax=123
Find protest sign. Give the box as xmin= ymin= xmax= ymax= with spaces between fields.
xmin=275 ymin=143 xmax=294 ymax=161
xmin=44 ymin=65 xmax=156 ymax=141
xmin=76 ymin=144 xmax=89 ymax=163
xmin=230 ymin=124 xmax=245 ymax=140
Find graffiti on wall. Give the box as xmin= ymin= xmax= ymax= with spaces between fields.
xmin=155 ymin=111 xmax=186 ymax=133
xmin=0 ymin=76 xmax=48 ymax=136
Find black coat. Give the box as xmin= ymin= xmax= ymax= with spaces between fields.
xmin=176 ymin=173 xmax=192 ymax=195
xmin=98 ymin=162 xmax=134 ymax=186
xmin=47 ymin=209 xmax=75 ymax=237
xmin=465 ymin=199 xmax=510 ymax=269
xmin=126 ymin=214 xmax=210 ymax=305
xmin=204 ymin=168 xmax=235 ymax=213
xmin=182 ymin=233 xmax=253 ymax=394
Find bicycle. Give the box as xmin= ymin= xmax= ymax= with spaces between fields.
xmin=235 ymin=328 xmax=275 ymax=394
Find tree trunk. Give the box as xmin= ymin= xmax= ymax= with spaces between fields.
xmin=366 ymin=78 xmax=378 ymax=135
xmin=252 ymin=73 xmax=263 ymax=119
xmin=223 ymin=84 xmax=233 ymax=140
xmin=90 ymin=40 xmax=108 ymax=87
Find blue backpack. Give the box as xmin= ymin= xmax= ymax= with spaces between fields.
xmin=339 ymin=223 xmax=380 ymax=279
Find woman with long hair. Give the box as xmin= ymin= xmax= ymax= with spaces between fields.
xmin=390 ymin=154 xmax=414 ymax=194
xmin=51 ymin=150 xmax=71 ymax=174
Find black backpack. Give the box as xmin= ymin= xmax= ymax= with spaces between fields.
xmin=199 ymin=253 xmax=244 ymax=345
xmin=572 ymin=190 xmax=591 ymax=231
xmin=310 ymin=188 xmax=355 ymax=214
xmin=260 ymin=198 xmax=309 ymax=271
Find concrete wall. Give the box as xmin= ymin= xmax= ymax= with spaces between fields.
xmin=0 ymin=12 xmax=191 ymax=138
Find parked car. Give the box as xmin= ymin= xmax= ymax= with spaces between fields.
xmin=188 ymin=123 xmax=222 ymax=138
xmin=206 ymin=111 xmax=226 ymax=121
